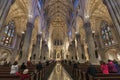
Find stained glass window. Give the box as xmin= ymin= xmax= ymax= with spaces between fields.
xmin=101 ymin=21 xmax=114 ymax=46
xmin=38 ymin=0 xmax=43 ymax=9
xmin=1 ymin=20 xmax=15 ymax=46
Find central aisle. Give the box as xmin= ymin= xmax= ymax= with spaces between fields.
xmin=48 ymin=62 xmax=73 ymax=80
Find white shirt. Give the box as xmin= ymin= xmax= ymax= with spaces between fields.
xmin=10 ymin=65 xmax=18 ymax=74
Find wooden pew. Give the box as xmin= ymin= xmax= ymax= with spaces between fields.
xmin=0 ymin=75 xmax=20 ymax=80
xmin=62 ymin=61 xmax=120 ymax=80
xmin=0 ymin=65 xmax=35 ymax=80
xmin=0 ymin=61 xmax=56 ymax=80
xmin=88 ymin=73 xmax=120 ymax=80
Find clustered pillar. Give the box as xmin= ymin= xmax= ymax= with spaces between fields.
xmin=35 ymin=34 xmax=41 ymax=63
xmin=20 ymin=22 xmax=34 ymax=63
xmin=84 ymin=22 xmax=98 ymax=64
xmin=68 ymin=40 xmax=77 ymax=61
xmin=76 ymin=34 xmax=84 ymax=62
xmin=40 ymin=41 xmax=48 ymax=62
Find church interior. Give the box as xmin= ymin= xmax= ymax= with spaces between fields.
xmin=0 ymin=0 xmax=120 ymax=80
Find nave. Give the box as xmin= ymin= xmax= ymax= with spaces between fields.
xmin=0 ymin=0 xmax=120 ymax=80
xmin=48 ymin=62 xmax=72 ymax=80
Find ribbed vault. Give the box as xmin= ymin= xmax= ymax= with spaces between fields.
xmin=44 ymin=0 xmax=73 ymax=43
xmin=4 ymin=0 xmax=113 ymax=46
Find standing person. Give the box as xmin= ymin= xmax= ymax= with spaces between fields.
xmin=36 ymin=61 xmax=42 ymax=72
xmin=36 ymin=62 xmax=42 ymax=80
xmin=21 ymin=62 xmax=26 ymax=71
xmin=46 ymin=60 xmax=49 ymax=66
xmin=108 ymin=59 xmax=117 ymax=73
xmin=100 ymin=61 xmax=109 ymax=74
xmin=10 ymin=61 xmax=18 ymax=75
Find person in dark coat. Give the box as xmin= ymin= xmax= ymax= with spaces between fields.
xmin=21 ymin=62 xmax=26 ymax=71
xmin=46 ymin=60 xmax=49 ymax=66
xmin=87 ymin=62 xmax=97 ymax=76
xmin=36 ymin=62 xmax=42 ymax=72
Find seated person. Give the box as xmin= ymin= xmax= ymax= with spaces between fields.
xmin=108 ymin=60 xmax=118 ymax=73
xmin=100 ymin=61 xmax=109 ymax=74
xmin=113 ymin=59 xmax=120 ymax=73
xmin=73 ymin=62 xmax=78 ymax=68
xmin=10 ymin=61 xmax=18 ymax=75
xmin=87 ymin=62 xmax=97 ymax=76
xmin=16 ymin=69 xmax=30 ymax=80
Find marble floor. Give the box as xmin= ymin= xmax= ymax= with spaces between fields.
xmin=48 ymin=62 xmax=73 ymax=80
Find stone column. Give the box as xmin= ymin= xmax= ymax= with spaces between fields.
xmin=35 ymin=34 xmax=41 ymax=63
xmin=68 ymin=44 xmax=73 ymax=61
xmin=84 ymin=22 xmax=98 ymax=64
xmin=0 ymin=0 xmax=15 ymax=29
xmin=41 ymin=43 xmax=48 ymax=62
xmin=14 ymin=35 xmax=21 ymax=61
xmin=10 ymin=34 xmax=21 ymax=63
xmin=11 ymin=34 xmax=17 ymax=48
xmin=15 ymin=35 xmax=22 ymax=50
xmin=44 ymin=44 xmax=49 ymax=61
xmin=40 ymin=41 xmax=46 ymax=62
xmin=97 ymin=33 xmax=108 ymax=62
xmin=103 ymin=0 xmax=120 ymax=37
xmin=98 ymin=48 xmax=107 ymax=62
xmin=20 ymin=22 xmax=34 ymax=63
xmin=76 ymin=34 xmax=84 ymax=62
xmin=69 ymin=40 xmax=77 ymax=61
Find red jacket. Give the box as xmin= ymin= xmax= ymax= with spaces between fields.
xmin=16 ymin=72 xmax=30 ymax=80
xmin=101 ymin=64 xmax=109 ymax=74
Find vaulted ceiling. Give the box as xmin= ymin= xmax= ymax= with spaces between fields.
xmin=5 ymin=0 xmax=112 ymax=45
xmin=44 ymin=0 xmax=73 ymax=23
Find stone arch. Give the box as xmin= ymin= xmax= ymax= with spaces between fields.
xmin=104 ymin=48 xmax=120 ymax=61
xmin=0 ymin=48 xmax=12 ymax=63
